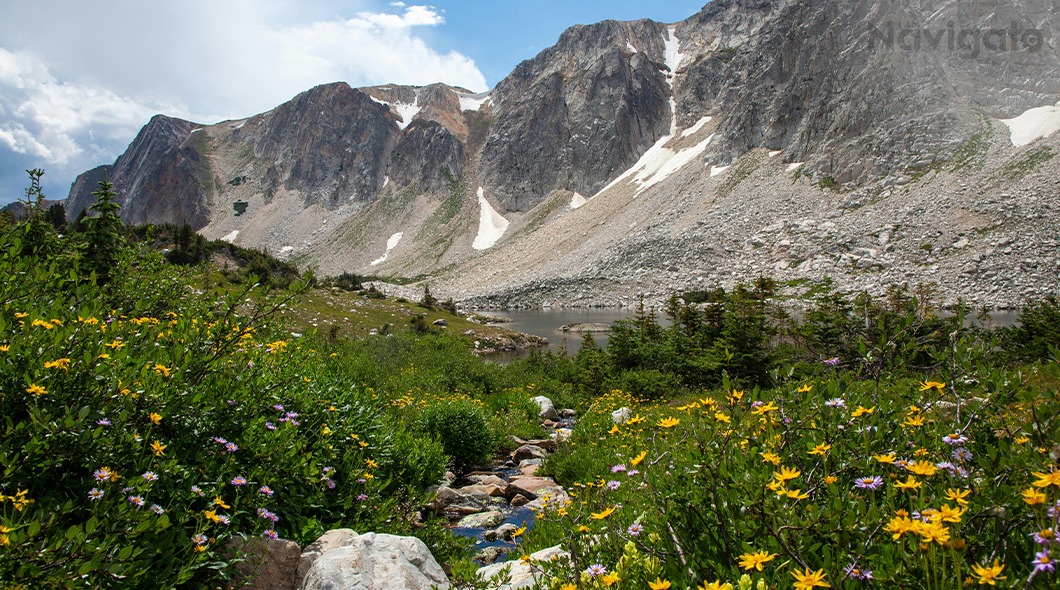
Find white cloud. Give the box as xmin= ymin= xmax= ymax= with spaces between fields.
xmin=0 ymin=1 xmax=487 ymax=191
xmin=0 ymin=48 xmax=158 ymax=165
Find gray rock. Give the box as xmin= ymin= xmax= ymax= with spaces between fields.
xmin=512 ymin=444 xmax=549 ymax=463
xmin=297 ymin=529 xmax=360 ymax=586
xmin=474 ymin=546 xmax=505 ymax=565
xmin=477 ymin=546 xmax=568 ymax=590
xmin=300 ymin=532 xmax=450 ymax=590
xmin=228 ymin=536 xmax=302 ymax=590
xmin=506 ymin=476 xmax=560 ymax=500
xmin=456 ymin=510 xmax=506 ymax=529
xmin=532 ymin=396 xmax=559 ymax=421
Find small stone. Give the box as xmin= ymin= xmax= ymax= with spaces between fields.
xmin=456 ymin=510 xmax=505 ymax=529
xmin=510 ymin=494 xmax=530 ymax=507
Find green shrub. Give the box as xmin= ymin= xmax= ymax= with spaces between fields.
xmin=418 ymin=400 xmax=494 ymax=474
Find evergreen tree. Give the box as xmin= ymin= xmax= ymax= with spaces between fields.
xmin=82 ymin=179 xmax=125 ymax=285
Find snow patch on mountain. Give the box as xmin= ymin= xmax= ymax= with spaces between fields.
xmin=472 ymin=188 xmax=509 ymax=250
xmin=570 ymin=192 xmax=587 ymax=209
xmin=370 ymin=232 xmax=404 ymax=265
xmin=458 ymin=91 xmax=491 ymax=112
xmin=1001 ymin=101 xmax=1060 ymax=146
xmin=681 ymin=117 xmax=712 ymax=138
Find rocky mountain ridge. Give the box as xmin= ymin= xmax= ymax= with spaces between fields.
xmin=65 ymin=0 xmax=1060 ymax=307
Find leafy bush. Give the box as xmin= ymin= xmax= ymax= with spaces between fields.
xmin=419 ymin=400 xmax=494 ymax=475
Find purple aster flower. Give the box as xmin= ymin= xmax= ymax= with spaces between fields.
xmin=952 ymin=447 xmax=973 ymax=463
xmin=1033 ymin=550 xmax=1055 ymax=574
xmin=627 ymin=469 xmax=640 ymax=476
xmin=585 ymin=564 xmax=607 ymax=577
xmin=606 ymin=480 xmax=621 ymax=491
xmin=191 ymin=485 xmax=204 ymax=496
xmin=356 ymin=478 xmax=366 ymax=484
xmin=611 ymin=464 xmax=627 ymax=473
xmin=227 ymin=400 xmax=238 ymax=406
xmin=263 ymin=529 xmax=278 ymax=539
xmin=824 ymin=357 xmax=841 ymax=366
xmin=825 ymin=398 xmax=846 ymax=409
xmin=192 ymin=534 xmax=208 ymax=546
xmin=322 ymin=466 xmax=334 ymax=475
xmin=213 ymin=437 xmax=227 ymax=445
xmin=224 ymin=442 xmax=239 ymax=453
xmin=285 ymin=411 xmax=299 ymax=420
xmin=96 ymin=418 xmax=111 ymax=427
xmin=325 ymin=479 xmax=336 ymax=490
xmin=942 ymin=433 xmax=968 ymax=446
xmin=854 ymin=476 xmax=884 ymax=490
xmin=1033 ymin=528 xmax=1056 ymax=546
xmin=844 ymin=563 xmax=874 ymax=580
xmin=128 ymin=495 xmax=145 ymax=508
xmin=357 ymin=494 xmax=368 ymax=501
xmin=273 ymin=404 xmax=284 ymax=412
xmin=142 ymin=471 xmax=158 ymax=482
xmin=150 ymin=504 xmax=165 ymax=515
xmin=232 ymin=476 xmax=247 ymax=486
xmin=628 ymin=523 xmax=644 ymax=536
xmin=259 ymin=486 xmax=274 ymax=496
xmin=265 ymin=421 xmax=276 ymax=431
xmin=88 ymin=488 xmax=104 ymax=501
xmin=92 ymin=467 xmax=113 ymax=482
xmin=216 ymin=514 xmax=230 ymax=525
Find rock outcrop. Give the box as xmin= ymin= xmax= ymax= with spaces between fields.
xmin=299 ymin=532 xmax=450 ymax=590
xmin=65 ymin=0 xmax=1060 ymax=307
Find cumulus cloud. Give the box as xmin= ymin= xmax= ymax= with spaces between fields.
xmin=0 ymin=1 xmax=487 ymax=201
xmin=0 ymin=48 xmax=159 ymax=165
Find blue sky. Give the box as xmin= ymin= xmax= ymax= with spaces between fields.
xmin=0 ymin=1 xmax=708 ymax=206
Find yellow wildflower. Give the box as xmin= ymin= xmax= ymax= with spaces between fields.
xmin=591 ymin=506 xmax=617 ymax=520
xmin=760 ymin=451 xmax=781 ymax=466
xmin=808 ymin=443 xmax=831 ymax=456
xmin=630 ymin=451 xmax=647 ymax=466
xmin=150 ymin=440 xmax=167 ymax=456
xmin=44 ymin=358 xmax=71 ymax=370
xmin=874 ymin=453 xmax=896 ymax=464
xmin=714 ymin=412 xmax=731 ymax=423
xmin=824 ymin=476 xmax=838 ymax=485
xmin=737 ymin=550 xmax=777 ymax=571
xmin=26 ymin=383 xmax=47 ymax=396
xmin=657 ymin=417 xmax=680 ymax=429
xmin=906 ymin=461 xmax=937 ymax=477
xmin=970 ymin=560 xmax=1006 ymax=586
xmin=752 ymin=401 xmax=779 ymax=415
xmin=627 ymin=414 xmax=645 ymax=425
xmin=935 ymin=504 xmax=965 ymax=523
xmin=1023 ymin=488 xmax=1047 ymax=505
xmin=648 ymin=578 xmax=672 ymax=590
xmin=600 ymin=573 xmax=620 ymax=586
xmin=790 ymin=568 xmax=830 ymax=589
xmin=1032 ymin=470 xmax=1060 ymax=488
xmin=851 ymin=406 xmax=875 ymax=418
xmin=796 ymin=384 xmax=813 ymax=393
xmin=894 ymin=476 xmax=922 ymax=491
xmin=148 ymin=412 xmax=162 ymax=425
xmin=775 ymin=466 xmax=801 ymax=482
xmin=212 ymin=496 xmax=230 ymax=509
xmin=944 ymin=488 xmax=970 ymax=506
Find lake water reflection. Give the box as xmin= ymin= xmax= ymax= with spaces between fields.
xmin=475 ymin=306 xmax=1021 ymax=362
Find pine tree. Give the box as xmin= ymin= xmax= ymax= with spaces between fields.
xmin=82 ymin=179 xmax=125 ymax=285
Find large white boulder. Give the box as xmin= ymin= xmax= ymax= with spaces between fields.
xmin=532 ymin=396 xmax=559 ymax=421
xmin=477 ymin=546 xmax=568 ymax=590
xmin=300 ymin=532 xmax=450 ymax=590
